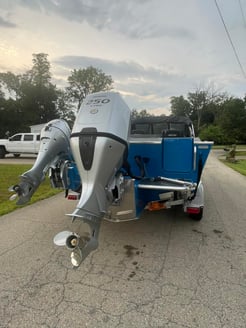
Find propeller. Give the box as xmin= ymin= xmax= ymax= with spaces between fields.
xmin=8 ymin=185 xmax=22 ymax=201
xmin=9 ymin=194 xmax=18 ymax=201
xmin=53 ymin=231 xmax=73 ymax=246
xmin=8 ymin=184 xmax=21 ymax=192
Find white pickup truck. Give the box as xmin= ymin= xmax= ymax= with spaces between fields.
xmin=0 ymin=133 xmax=40 ymax=158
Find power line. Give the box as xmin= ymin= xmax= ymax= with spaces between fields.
xmin=238 ymin=0 xmax=246 ymax=28
xmin=214 ymin=0 xmax=246 ymax=78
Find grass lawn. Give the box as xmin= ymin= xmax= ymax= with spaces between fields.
xmin=0 ymin=164 xmax=61 ymax=216
xmin=212 ymin=144 xmax=246 ymax=150
xmin=213 ymin=145 xmax=246 ymax=155
xmin=213 ymin=145 xmax=246 ymax=176
xmin=221 ymin=159 xmax=246 ymax=177
xmin=235 ymin=151 xmax=246 ymax=156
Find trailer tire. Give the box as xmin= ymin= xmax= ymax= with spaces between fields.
xmin=0 ymin=147 xmax=6 ymax=159
xmin=189 ymin=208 xmax=203 ymax=221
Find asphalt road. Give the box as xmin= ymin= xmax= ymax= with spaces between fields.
xmin=0 ymin=151 xmax=245 ymax=328
xmin=0 ymin=154 xmax=37 ymax=165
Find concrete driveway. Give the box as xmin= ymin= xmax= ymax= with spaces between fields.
xmin=0 ymin=151 xmax=245 ymax=327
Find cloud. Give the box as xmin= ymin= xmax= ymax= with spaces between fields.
xmin=55 ymin=55 xmax=165 ymax=81
xmin=0 ymin=0 xmax=244 ymax=109
xmin=54 ymin=55 xmax=182 ymax=91
xmin=53 ymin=55 xmax=199 ymax=111
xmin=0 ymin=0 xmax=194 ymax=40
xmin=0 ymin=16 xmax=16 ymax=28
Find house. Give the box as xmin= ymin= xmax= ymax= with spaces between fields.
xmin=29 ymin=123 xmax=46 ymax=134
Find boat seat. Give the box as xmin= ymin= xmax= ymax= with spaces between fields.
xmin=131 ymin=129 xmax=146 ymax=135
xmin=165 ymin=130 xmax=183 ymax=137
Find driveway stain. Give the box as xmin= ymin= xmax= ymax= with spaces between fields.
xmin=124 ymin=244 xmax=138 ymax=257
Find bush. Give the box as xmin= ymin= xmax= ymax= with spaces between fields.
xmin=199 ymin=125 xmax=228 ymax=144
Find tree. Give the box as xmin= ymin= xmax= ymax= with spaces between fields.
xmin=56 ymin=90 xmax=75 ymax=127
xmin=29 ymin=53 xmax=51 ymax=86
xmin=170 ymin=95 xmax=191 ymax=117
xmin=25 ymin=53 xmax=58 ymax=123
xmin=0 ymin=71 xmax=22 ymax=100
xmin=0 ymin=97 xmax=26 ymax=136
xmin=199 ymin=125 xmax=226 ymax=144
xmin=188 ymin=86 xmax=228 ymax=132
xmin=219 ymin=98 xmax=246 ymax=144
xmin=131 ymin=109 xmax=153 ymax=119
xmin=66 ymin=66 xmax=113 ymax=110
xmin=188 ymin=90 xmax=208 ymax=132
xmin=0 ymin=53 xmax=60 ymax=133
xmin=170 ymin=86 xmax=228 ymax=133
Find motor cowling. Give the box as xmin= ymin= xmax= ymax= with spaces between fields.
xmin=70 ymin=92 xmax=131 ymax=219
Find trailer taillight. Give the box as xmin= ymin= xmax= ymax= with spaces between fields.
xmin=67 ymin=194 xmax=79 ymax=200
xmin=186 ymin=207 xmax=200 ymax=214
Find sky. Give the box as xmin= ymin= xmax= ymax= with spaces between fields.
xmin=0 ymin=0 xmax=245 ymax=115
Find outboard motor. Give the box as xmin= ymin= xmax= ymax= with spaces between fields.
xmin=71 ymin=92 xmax=130 ymax=217
xmin=10 ymin=119 xmax=72 ymax=205
xmin=65 ymin=92 xmax=131 ymax=266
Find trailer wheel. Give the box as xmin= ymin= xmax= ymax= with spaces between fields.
xmin=189 ymin=208 xmax=203 ymax=221
xmin=0 ymin=147 xmax=6 ymax=159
